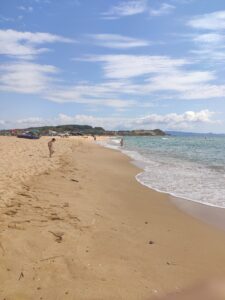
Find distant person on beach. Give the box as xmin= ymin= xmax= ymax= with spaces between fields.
xmin=48 ymin=138 xmax=56 ymax=158
xmin=92 ymin=135 xmax=96 ymax=141
xmin=120 ymin=138 xmax=124 ymax=147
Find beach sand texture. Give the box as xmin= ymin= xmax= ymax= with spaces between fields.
xmin=0 ymin=136 xmax=77 ymax=203
xmin=1 ymin=136 xmax=225 ymax=299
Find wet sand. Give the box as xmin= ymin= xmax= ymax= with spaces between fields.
xmin=1 ymin=137 xmax=225 ymax=299
xmin=171 ymin=196 xmax=225 ymax=232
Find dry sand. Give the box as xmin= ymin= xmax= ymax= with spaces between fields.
xmin=1 ymin=136 xmax=225 ymax=299
xmin=0 ymin=136 xmax=75 ymax=203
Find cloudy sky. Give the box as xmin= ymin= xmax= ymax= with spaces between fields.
xmin=1 ymin=0 xmax=225 ymax=132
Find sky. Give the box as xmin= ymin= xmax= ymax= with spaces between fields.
xmin=1 ymin=0 xmax=225 ymax=132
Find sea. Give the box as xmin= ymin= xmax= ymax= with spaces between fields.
xmin=99 ymin=134 xmax=225 ymax=209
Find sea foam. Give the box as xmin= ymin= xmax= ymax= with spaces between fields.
xmin=100 ymin=136 xmax=225 ymax=209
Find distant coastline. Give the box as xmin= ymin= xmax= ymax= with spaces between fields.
xmin=0 ymin=124 xmax=166 ymax=137
xmin=166 ymin=130 xmax=225 ymax=137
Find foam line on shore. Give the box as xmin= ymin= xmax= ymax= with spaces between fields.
xmin=99 ymin=137 xmax=225 ymax=210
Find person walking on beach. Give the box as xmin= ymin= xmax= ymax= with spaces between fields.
xmin=48 ymin=138 xmax=56 ymax=158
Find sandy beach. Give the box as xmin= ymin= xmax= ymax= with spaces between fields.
xmin=1 ymin=136 xmax=225 ymax=299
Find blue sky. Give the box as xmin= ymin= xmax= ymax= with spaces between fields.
xmin=1 ymin=0 xmax=225 ymax=132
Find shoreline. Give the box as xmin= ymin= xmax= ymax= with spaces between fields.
xmin=135 ymin=169 xmax=225 ymax=232
xmin=102 ymin=138 xmax=225 ymax=209
xmin=136 ymin=170 xmax=225 ymax=232
xmin=102 ymin=138 xmax=225 ymax=231
xmin=1 ymin=137 xmax=225 ymax=299
xmin=171 ymin=195 xmax=225 ymax=232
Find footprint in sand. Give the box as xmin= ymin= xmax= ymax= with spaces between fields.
xmin=8 ymin=223 xmax=25 ymax=230
xmin=68 ymin=214 xmax=80 ymax=222
xmin=5 ymin=203 xmax=16 ymax=208
xmin=43 ymin=170 xmax=51 ymax=175
xmin=70 ymin=179 xmax=79 ymax=183
xmin=33 ymin=206 xmax=44 ymax=210
xmin=23 ymin=185 xmax=30 ymax=191
xmin=95 ymin=213 xmax=103 ymax=218
xmin=48 ymin=213 xmax=64 ymax=221
xmin=4 ymin=210 xmax=18 ymax=216
xmin=17 ymin=192 xmax=32 ymax=198
xmin=49 ymin=231 xmax=64 ymax=243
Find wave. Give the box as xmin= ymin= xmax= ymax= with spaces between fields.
xmin=100 ymin=137 xmax=225 ymax=209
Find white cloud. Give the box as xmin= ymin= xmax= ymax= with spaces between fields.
xmin=44 ymin=80 xmax=141 ymax=107
xmin=17 ymin=117 xmax=45 ymax=126
xmin=57 ymin=114 xmax=110 ymax=127
xmin=0 ymin=29 xmax=74 ymax=96
xmin=171 ymin=0 xmax=194 ymax=3
xmin=0 ymin=110 xmax=218 ymax=131
xmin=46 ymin=88 xmax=136 ymax=107
xmin=193 ymin=33 xmax=225 ymax=44
xmin=80 ymin=55 xmax=225 ymax=101
xmin=144 ymin=70 xmax=215 ymax=92
xmin=34 ymin=0 xmax=51 ymax=3
xmin=103 ymin=0 xmax=175 ymax=19
xmin=0 ymin=53 xmax=140 ymax=108
xmin=102 ymin=0 xmax=147 ymax=19
xmin=1 ymin=57 xmax=224 ymax=104
xmin=190 ymin=32 xmax=225 ymax=61
xmin=186 ymin=11 xmax=225 ymax=62
xmin=191 ymin=49 xmax=225 ymax=61
xmin=88 ymin=34 xmax=150 ymax=49
xmin=0 ymin=29 xmax=73 ymax=59
xmin=135 ymin=110 xmax=216 ymax=126
xmin=83 ymin=54 xmax=188 ymax=79
xmin=74 ymin=53 xmax=225 ymax=101
xmin=149 ymin=3 xmax=175 ymax=17
xmin=46 ymin=68 xmax=225 ymax=102
xmin=0 ymin=15 xmax=15 ymax=22
xmin=187 ymin=10 xmax=225 ymax=30
xmin=18 ymin=6 xmax=33 ymax=12
xmin=131 ymin=109 xmax=220 ymax=130
xmin=1 ymin=59 xmax=223 ymax=104
xmin=181 ymin=84 xmax=225 ymax=100
xmin=1 ymin=27 xmax=224 ymax=109
xmin=142 ymin=70 xmax=225 ymax=100
xmin=0 ymin=62 xmax=58 ymax=93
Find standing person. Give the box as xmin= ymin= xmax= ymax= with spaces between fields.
xmin=48 ymin=138 xmax=56 ymax=158
xmin=120 ymin=137 xmax=124 ymax=147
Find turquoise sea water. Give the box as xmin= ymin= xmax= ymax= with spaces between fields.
xmin=101 ymin=135 xmax=225 ymax=208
